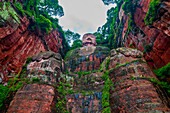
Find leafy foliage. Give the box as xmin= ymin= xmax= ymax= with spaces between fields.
xmin=102 ymin=71 xmax=111 ymax=113
xmin=56 ymin=82 xmax=68 ymax=112
xmin=0 ymin=85 xmax=9 ymax=108
xmin=13 ymin=0 xmax=64 ymax=35
xmin=38 ymin=0 xmax=64 ymax=17
xmin=153 ymin=63 xmax=170 ymax=95
xmin=122 ymin=0 xmax=135 ymax=15
xmin=93 ymin=1 xmax=124 ymax=49
xmin=144 ymin=0 xmax=160 ymax=25
xmin=36 ymin=15 xmax=52 ymax=34
xmin=65 ymin=29 xmax=81 ymax=45
xmin=154 ymin=63 xmax=170 ymax=80
xmin=70 ymin=39 xmax=82 ymax=50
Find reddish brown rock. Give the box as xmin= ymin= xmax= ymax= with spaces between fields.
xmin=7 ymin=84 xmax=55 ymax=113
xmin=0 ymin=2 xmax=65 ymax=84
xmin=66 ymin=93 xmax=102 ymax=113
xmin=119 ymin=0 xmax=170 ymax=69
xmin=107 ymin=47 xmax=169 ymax=112
xmin=26 ymin=51 xmax=62 ymax=84
xmin=66 ymin=72 xmax=104 ymax=112
xmin=65 ymin=46 xmax=110 ymax=72
xmin=7 ymin=51 xmax=64 ymax=113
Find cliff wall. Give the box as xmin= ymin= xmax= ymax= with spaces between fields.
xmin=0 ymin=2 xmax=66 ymax=83
xmin=119 ymin=0 xmax=170 ymax=69
xmin=7 ymin=51 xmax=67 ymax=113
xmin=65 ymin=46 xmax=110 ymax=72
xmin=102 ymin=47 xmax=169 ymax=112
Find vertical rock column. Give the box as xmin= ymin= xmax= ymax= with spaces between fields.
xmin=7 ymin=51 xmax=63 ymax=113
xmin=108 ymin=47 xmax=169 ymax=112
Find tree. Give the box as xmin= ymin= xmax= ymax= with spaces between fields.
xmin=70 ymin=39 xmax=82 ymax=50
xmin=39 ymin=0 xmax=64 ymax=17
xmin=72 ymin=33 xmax=81 ymax=41
xmin=102 ymin=0 xmax=115 ymax=5
xmin=65 ymin=29 xmax=81 ymax=44
xmin=65 ymin=29 xmax=74 ymax=44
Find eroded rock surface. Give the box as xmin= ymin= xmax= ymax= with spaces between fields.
xmin=120 ymin=0 xmax=170 ymax=69
xmin=7 ymin=51 xmax=63 ymax=113
xmin=65 ymin=46 xmax=110 ymax=72
xmin=7 ymin=84 xmax=55 ymax=113
xmin=106 ymin=47 xmax=169 ymax=112
xmin=66 ymin=71 xmax=104 ymax=113
xmin=0 ymin=2 xmax=66 ymax=84
xmin=66 ymin=93 xmax=102 ymax=113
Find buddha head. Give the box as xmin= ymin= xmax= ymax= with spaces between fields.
xmin=82 ymin=33 xmax=96 ymax=46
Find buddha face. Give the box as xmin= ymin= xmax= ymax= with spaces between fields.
xmin=82 ymin=34 xmax=96 ymax=46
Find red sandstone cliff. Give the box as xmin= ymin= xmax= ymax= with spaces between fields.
xmin=0 ymin=2 xmax=66 ymax=84
xmin=119 ymin=0 xmax=170 ymax=69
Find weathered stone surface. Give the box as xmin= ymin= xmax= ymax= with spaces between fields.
xmin=7 ymin=84 xmax=55 ymax=113
xmin=27 ymin=51 xmax=62 ymax=85
xmin=116 ymin=47 xmax=143 ymax=58
xmin=107 ymin=47 xmax=169 ymax=112
xmin=66 ymin=93 xmax=102 ymax=113
xmin=119 ymin=0 xmax=170 ymax=69
xmin=65 ymin=46 xmax=110 ymax=72
xmin=7 ymin=52 xmax=64 ymax=113
xmin=0 ymin=2 xmax=64 ymax=84
xmin=66 ymin=71 xmax=104 ymax=113
xmin=73 ymin=72 xmax=104 ymax=92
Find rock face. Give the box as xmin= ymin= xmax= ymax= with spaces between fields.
xmin=73 ymin=72 xmax=104 ymax=92
xmin=27 ymin=51 xmax=63 ymax=84
xmin=66 ymin=93 xmax=102 ymax=113
xmin=66 ymin=71 xmax=104 ymax=112
xmin=0 ymin=2 xmax=66 ymax=84
xmin=7 ymin=51 xmax=63 ymax=113
xmin=106 ymin=47 xmax=169 ymax=112
xmin=65 ymin=46 xmax=110 ymax=72
xmin=7 ymin=84 xmax=55 ymax=113
xmin=119 ymin=0 xmax=170 ymax=69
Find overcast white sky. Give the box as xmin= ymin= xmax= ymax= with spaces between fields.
xmin=58 ymin=0 xmax=116 ymax=38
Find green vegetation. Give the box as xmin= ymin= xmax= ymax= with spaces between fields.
xmin=129 ymin=43 xmax=133 ymax=47
xmin=150 ymin=78 xmax=170 ymax=95
xmin=5 ymin=0 xmax=70 ymax=53
xmin=102 ymin=71 xmax=111 ymax=113
xmin=56 ymin=82 xmax=68 ymax=113
xmin=122 ymin=0 xmax=136 ymax=15
xmin=94 ymin=0 xmax=140 ymax=49
xmin=74 ymin=70 xmax=98 ymax=78
xmin=0 ymin=85 xmax=9 ymax=108
xmin=154 ymin=63 xmax=170 ymax=80
xmin=64 ymin=29 xmax=81 ymax=43
xmin=144 ymin=0 xmax=160 ymax=25
xmin=0 ymin=70 xmax=22 ymax=109
xmin=106 ymin=57 xmax=110 ymax=70
xmin=70 ymin=39 xmax=82 ymax=50
xmin=153 ymin=63 xmax=170 ymax=95
xmin=0 ymin=56 xmax=33 ymax=109
xmin=0 ymin=0 xmax=69 ymax=55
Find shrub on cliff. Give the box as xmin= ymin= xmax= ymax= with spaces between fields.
xmin=144 ymin=0 xmax=160 ymax=25
xmin=154 ymin=63 xmax=170 ymax=80
xmin=12 ymin=0 xmax=64 ymax=34
xmin=0 ymin=85 xmax=9 ymax=108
